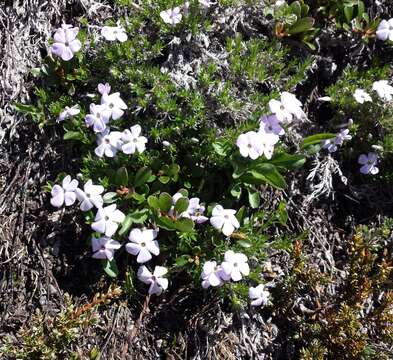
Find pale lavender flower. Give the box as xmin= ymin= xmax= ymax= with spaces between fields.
xmin=58 ymin=105 xmax=80 ymax=122
xmin=121 ymin=125 xmax=148 ymax=154
xmin=335 ymin=128 xmax=352 ymax=145
xmin=160 ymin=7 xmax=182 ymax=26
xmin=85 ymin=104 xmax=111 ymax=133
xmin=259 ymin=114 xmax=285 ymax=136
xmin=137 ymin=265 xmax=168 ymax=295
xmin=91 ymin=236 xmax=121 ymax=261
xmin=75 ymin=180 xmax=104 ymax=211
xmin=94 ymin=128 xmax=123 ymax=158
xmin=126 ymin=228 xmax=160 ymax=263
xmin=322 ymin=138 xmax=338 ymax=153
xmin=183 ymin=198 xmax=209 ymax=224
xmin=249 ymin=284 xmax=270 ymax=307
xmin=210 ymin=205 xmax=240 ymax=236
xmin=256 ymin=128 xmax=279 ymax=160
xmin=199 ymin=0 xmax=212 ymax=8
xmin=91 ymin=204 xmax=125 ymax=237
xmin=376 ymin=19 xmax=393 ymax=41
xmin=50 ymin=175 xmax=78 ymax=207
xmin=98 ymin=83 xmax=111 ymax=95
xmin=101 ymin=26 xmax=128 ymax=42
xmin=358 ymin=152 xmax=379 ymax=175
xmin=221 ymin=250 xmax=250 ymax=281
xmin=201 ymin=260 xmax=230 ymax=288
xmin=50 ymin=24 xmax=81 ymax=61
xmin=101 ymin=92 xmax=128 ymax=120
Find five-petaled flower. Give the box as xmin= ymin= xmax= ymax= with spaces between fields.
xmin=257 ymin=128 xmax=279 ymax=160
xmin=335 ymin=128 xmax=352 ymax=145
xmin=91 ymin=204 xmax=125 ymax=237
xmin=182 ymin=198 xmax=209 ymax=224
xmin=91 ymin=236 xmax=121 ymax=261
xmin=160 ymin=7 xmax=182 ymax=26
xmin=353 ymin=89 xmax=372 ymax=104
xmin=126 ymin=228 xmax=160 ymax=263
xmin=85 ymin=104 xmax=111 ymax=133
xmin=50 ymin=175 xmax=79 ymax=207
xmin=101 ymin=25 xmax=128 ymax=42
xmin=137 ymin=265 xmax=168 ymax=295
xmin=269 ymin=92 xmax=305 ymax=123
xmin=322 ymin=138 xmax=337 ymax=153
xmin=236 ymin=131 xmax=263 ymax=160
xmin=75 ymin=180 xmax=105 ymax=211
xmin=121 ymin=125 xmax=148 ymax=154
xmin=101 ymin=92 xmax=128 ymax=120
xmin=201 ymin=260 xmax=230 ymax=288
xmin=260 ymin=114 xmax=285 ymax=136
xmin=50 ymin=24 xmax=82 ymax=61
xmin=210 ymin=205 xmax=240 ymax=236
xmin=249 ymin=284 xmax=270 ymax=307
xmin=95 ymin=128 xmax=123 ymax=158
xmin=372 ymin=80 xmax=393 ymax=101
xmin=221 ymin=250 xmax=250 ymax=281
xmin=58 ymin=105 xmax=80 ymax=122
xmin=358 ymin=152 xmax=379 ymax=175
xmin=376 ymin=19 xmax=393 ymax=42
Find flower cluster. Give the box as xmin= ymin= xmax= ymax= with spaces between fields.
xmin=322 ymin=128 xmax=352 ymax=153
xmin=353 ymin=80 xmax=393 ymax=104
xmin=160 ymin=0 xmax=212 ymax=26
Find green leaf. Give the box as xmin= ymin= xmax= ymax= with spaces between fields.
xmin=147 ymin=195 xmax=160 ymax=209
xmin=157 ymin=216 xmax=176 ymax=231
xmin=115 ymin=167 xmax=129 ymax=187
xmin=175 ymin=218 xmax=195 ymax=232
xmin=230 ymin=184 xmax=242 ymax=199
xmin=213 ymin=140 xmax=230 ymax=156
xmin=103 ymin=192 xmax=118 ymax=204
xmin=131 ymin=192 xmax=145 ymax=204
xmin=175 ymin=255 xmax=190 ymax=267
xmin=168 ymin=163 xmax=180 ymax=177
xmin=242 ymin=164 xmax=287 ymax=190
xmin=103 ymin=259 xmax=118 ymax=278
xmin=13 ymin=103 xmax=39 ymax=114
xmin=175 ymin=197 xmax=189 ymax=213
xmin=237 ymin=240 xmax=252 ymax=248
xmin=158 ymin=192 xmax=172 ymax=212
xmin=301 ymin=133 xmax=335 ymax=148
xmin=119 ymin=215 xmax=134 ymax=236
xmin=158 ymin=175 xmax=170 ymax=184
xmin=247 ymin=187 xmax=260 ymax=209
xmin=288 ymin=17 xmax=315 ymax=34
xmin=63 ymin=131 xmax=84 ymax=141
xmin=269 ymin=153 xmax=306 ymax=170
xmin=344 ymin=5 xmax=354 ymax=23
xmin=236 ymin=206 xmax=246 ymax=223
xmin=290 ymin=1 xmax=301 ymax=19
xmin=276 ymin=201 xmax=288 ymax=226
xmin=134 ymin=166 xmax=152 ymax=187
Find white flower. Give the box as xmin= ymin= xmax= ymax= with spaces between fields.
xmin=372 ymin=80 xmax=393 ymax=101
xmin=259 ymin=114 xmax=285 ymax=136
xmin=221 ymin=250 xmax=250 ymax=281
xmin=126 ymin=228 xmax=160 ymax=263
xmin=50 ymin=24 xmax=81 ymax=61
xmin=137 ymin=266 xmax=168 ymax=295
xmin=198 ymin=0 xmax=212 ymax=8
xmin=269 ymin=92 xmax=305 ymax=123
xmin=201 ymin=260 xmax=230 ymax=288
xmin=121 ymin=125 xmax=148 ymax=154
xmin=322 ymin=138 xmax=337 ymax=153
xmin=101 ymin=26 xmax=128 ymax=42
xmin=91 ymin=236 xmax=121 ymax=261
xmin=98 ymin=83 xmax=111 ymax=95
xmin=94 ymin=128 xmax=123 ymax=158
xmin=335 ymin=128 xmax=352 ymax=145
xmin=249 ymin=284 xmax=270 ymax=307
xmin=160 ymin=7 xmax=182 ymax=26
xmin=353 ymin=89 xmax=372 ymax=104
xmin=236 ymin=131 xmax=263 ymax=160
xmin=256 ymin=128 xmax=279 ymax=160
xmin=358 ymin=152 xmax=379 ymax=175
xmin=58 ymin=105 xmax=80 ymax=122
xmin=91 ymin=204 xmax=125 ymax=237
xmin=85 ymin=104 xmax=111 ymax=133
xmin=210 ymin=205 xmax=240 ymax=236
xmin=101 ymin=92 xmax=128 ymax=120
xmin=50 ymin=175 xmax=78 ymax=207
xmin=75 ymin=180 xmax=104 ymax=211
xmin=376 ymin=19 xmax=393 ymax=41
xmin=317 ymin=96 xmax=332 ymax=102
xmin=183 ymin=198 xmax=209 ymax=224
